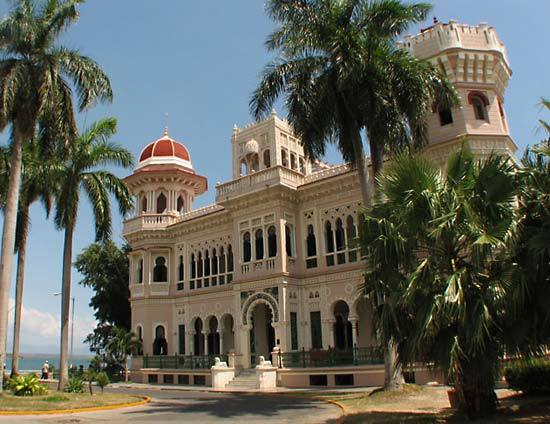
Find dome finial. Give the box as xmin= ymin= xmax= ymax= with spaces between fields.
xmin=163 ymin=127 xmax=169 ymax=137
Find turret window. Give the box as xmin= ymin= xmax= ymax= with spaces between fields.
xmin=156 ymin=193 xmax=167 ymax=213
xmin=137 ymin=258 xmax=144 ymax=284
xmin=141 ymin=196 xmax=148 ymax=213
xmin=290 ymin=153 xmax=297 ymax=170
xmin=268 ymin=226 xmax=277 ymax=258
xmin=285 ymin=224 xmax=294 ymax=257
xmin=263 ymin=150 xmax=271 ymax=168
xmin=299 ymin=157 xmax=306 ymax=174
xmin=468 ymin=91 xmax=490 ymax=121
xmin=243 ymin=232 xmax=252 ymax=262
xmin=255 ymin=229 xmax=264 ymax=260
xmin=281 ymin=150 xmax=288 ymax=167
xmin=438 ymin=108 xmax=453 ymax=126
xmin=177 ymin=195 xmax=185 ymax=214
xmin=153 ymin=256 xmax=168 ymax=282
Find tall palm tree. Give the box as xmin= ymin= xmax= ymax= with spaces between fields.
xmin=251 ymin=0 xmax=458 ymax=390
xmin=0 ymin=0 xmax=112 ymax=390
xmin=251 ymin=0 xmax=457 ymax=206
xmin=362 ymin=145 xmax=516 ymax=417
xmin=0 ymin=137 xmax=59 ymax=377
xmin=107 ymin=327 xmax=141 ymax=382
xmin=54 ymin=117 xmax=133 ymax=389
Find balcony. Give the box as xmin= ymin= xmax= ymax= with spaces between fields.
xmin=123 ymin=213 xmax=178 ymax=235
xmin=240 ymin=257 xmax=278 ymax=278
xmin=216 ymin=166 xmax=305 ymax=202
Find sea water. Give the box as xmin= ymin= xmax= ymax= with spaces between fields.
xmin=4 ymin=353 xmax=92 ymax=373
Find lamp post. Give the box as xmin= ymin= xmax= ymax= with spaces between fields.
xmin=53 ymin=293 xmax=75 ymax=367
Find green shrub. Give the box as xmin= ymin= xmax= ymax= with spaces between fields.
xmin=504 ymin=358 xmax=550 ymax=394
xmin=95 ymin=372 xmax=110 ymax=393
xmin=64 ymin=377 xmax=85 ymax=393
xmin=83 ymin=369 xmax=96 ymax=395
xmin=10 ymin=374 xmax=47 ymax=396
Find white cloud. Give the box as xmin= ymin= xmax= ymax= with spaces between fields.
xmin=7 ymin=299 xmax=97 ymax=353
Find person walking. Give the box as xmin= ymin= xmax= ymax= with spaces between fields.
xmin=41 ymin=361 xmax=49 ymax=380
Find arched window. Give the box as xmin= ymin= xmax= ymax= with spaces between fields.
xmin=263 ymin=150 xmax=271 ymax=168
xmin=240 ymin=159 xmax=247 ymax=176
xmin=255 ymin=229 xmax=264 ymax=260
xmin=137 ymin=258 xmax=144 ymax=284
xmin=268 ymin=226 xmax=277 ymax=257
xmin=249 ymin=154 xmax=259 ymax=173
xmin=227 ymin=244 xmax=234 ymax=272
xmin=219 ymin=247 xmax=226 ymax=274
xmin=346 ymin=215 xmax=356 ymax=245
xmin=335 ymin=218 xmax=345 ymax=251
xmin=191 ymin=253 xmax=196 ymax=279
xmin=285 ymin=225 xmax=293 ymax=257
xmin=153 ymin=257 xmax=167 ymax=282
xmin=472 ymin=96 xmax=487 ymax=121
xmin=197 ymin=252 xmax=203 ymax=278
xmin=141 ymin=196 xmax=148 ymax=213
xmin=438 ymin=108 xmax=453 ymax=126
xmin=243 ymin=232 xmax=252 ymax=262
xmin=156 ymin=193 xmax=167 ymax=213
xmin=325 ymin=221 xmax=335 ymax=253
xmin=204 ymin=250 xmax=210 ymax=276
xmin=281 ymin=150 xmax=288 ymax=167
xmin=290 ymin=153 xmax=297 ymax=170
xmin=299 ymin=157 xmax=305 ymax=174
xmin=177 ymin=195 xmax=185 ymax=214
xmin=306 ymin=225 xmax=317 ymax=257
xmin=153 ymin=325 xmax=167 ymax=356
xmin=212 ymin=249 xmax=218 ymax=275
xmin=178 ymin=255 xmax=184 ymax=281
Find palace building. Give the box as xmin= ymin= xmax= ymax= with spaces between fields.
xmin=125 ymin=20 xmax=516 ymax=388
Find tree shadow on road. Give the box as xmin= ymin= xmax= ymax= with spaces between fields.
xmin=122 ymin=393 xmax=338 ymax=421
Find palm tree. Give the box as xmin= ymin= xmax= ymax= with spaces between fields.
xmin=107 ymin=327 xmax=141 ymax=382
xmin=54 ymin=117 xmax=133 ymax=389
xmin=0 ymin=0 xmax=112 ymax=390
xmin=251 ymin=0 xmax=458 ymax=390
xmin=0 ymin=138 xmax=59 ymax=377
xmin=363 ymin=145 xmax=516 ymax=417
xmin=251 ymin=0 xmax=457 ymax=206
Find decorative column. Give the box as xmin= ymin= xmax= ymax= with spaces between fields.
xmin=350 ymin=318 xmax=358 ymax=347
xmin=203 ymin=331 xmax=208 ymax=355
xmin=237 ymin=324 xmax=252 ymax=368
xmin=219 ymin=330 xmax=224 ymax=355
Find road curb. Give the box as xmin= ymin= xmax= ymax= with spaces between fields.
xmin=0 ymin=395 xmax=151 ymax=416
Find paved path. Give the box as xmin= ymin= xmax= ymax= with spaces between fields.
xmin=0 ymin=387 xmax=341 ymax=424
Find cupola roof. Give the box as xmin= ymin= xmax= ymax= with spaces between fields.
xmin=137 ymin=128 xmax=193 ymax=170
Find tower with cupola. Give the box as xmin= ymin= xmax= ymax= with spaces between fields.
xmin=124 ymin=129 xmax=207 ymax=218
xmin=230 ymin=110 xmax=312 ymax=179
xmin=402 ymin=20 xmax=516 ymax=165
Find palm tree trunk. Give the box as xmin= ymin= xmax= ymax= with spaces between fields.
xmin=0 ymin=128 xmax=25 ymax=393
xmin=363 ymin=126 xmax=405 ymax=391
xmin=58 ymin=224 xmax=74 ymax=390
xmin=350 ymin=129 xmax=372 ymax=209
xmin=10 ymin=209 xmax=29 ymax=377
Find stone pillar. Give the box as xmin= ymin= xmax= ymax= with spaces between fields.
xmin=186 ymin=331 xmax=194 ymax=357
xmin=238 ymin=324 xmax=252 ymax=368
xmin=350 ymin=319 xmax=358 ymax=347
xmin=321 ymin=319 xmax=334 ymax=349
xmin=203 ymin=332 xmax=208 ymax=355
xmin=219 ymin=331 xmax=224 ymax=355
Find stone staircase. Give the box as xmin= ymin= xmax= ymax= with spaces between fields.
xmin=225 ymin=369 xmax=257 ymax=390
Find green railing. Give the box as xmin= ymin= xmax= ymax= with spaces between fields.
xmin=279 ymin=346 xmax=383 ymax=368
xmin=142 ymin=354 xmax=227 ymax=370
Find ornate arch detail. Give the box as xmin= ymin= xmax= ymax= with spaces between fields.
xmin=467 ymin=90 xmax=490 ymax=106
xmin=241 ymin=292 xmax=279 ymax=325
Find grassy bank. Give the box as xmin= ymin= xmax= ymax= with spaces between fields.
xmin=0 ymin=392 xmax=143 ymax=412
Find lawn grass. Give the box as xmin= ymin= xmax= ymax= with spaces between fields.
xmin=0 ymin=391 xmax=142 ymax=412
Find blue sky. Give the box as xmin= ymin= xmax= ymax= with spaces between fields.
xmin=0 ymin=0 xmax=548 ymax=354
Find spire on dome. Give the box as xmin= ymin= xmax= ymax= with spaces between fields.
xmin=163 ymin=127 xmax=169 ymax=137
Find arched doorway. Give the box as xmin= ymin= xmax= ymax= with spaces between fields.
xmin=193 ymin=318 xmax=205 ymax=355
xmin=207 ymin=316 xmax=220 ymax=355
xmin=333 ymin=300 xmax=353 ymax=350
xmin=221 ymin=314 xmax=235 ymax=354
xmin=153 ymin=325 xmax=168 ymax=355
xmin=249 ymin=303 xmax=275 ymax=365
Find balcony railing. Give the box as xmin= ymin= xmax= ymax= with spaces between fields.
xmin=142 ymin=354 xmax=228 ymax=369
xmin=278 ymin=346 xmax=383 ymax=368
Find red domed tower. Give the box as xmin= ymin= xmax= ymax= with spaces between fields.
xmin=124 ymin=129 xmax=207 ymax=222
